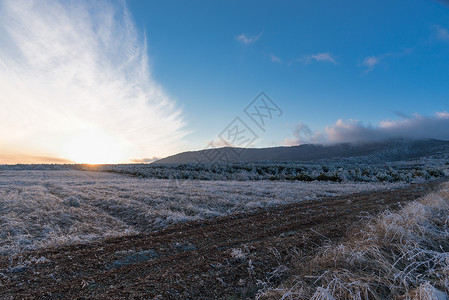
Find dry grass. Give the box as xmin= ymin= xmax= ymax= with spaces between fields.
xmin=259 ymin=183 xmax=449 ymax=299
xmin=0 ymin=170 xmax=402 ymax=256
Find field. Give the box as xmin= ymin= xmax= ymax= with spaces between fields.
xmin=0 ymin=167 xmax=448 ymax=299
xmin=260 ymin=181 xmax=449 ymax=299
xmin=0 ymin=169 xmax=404 ymax=256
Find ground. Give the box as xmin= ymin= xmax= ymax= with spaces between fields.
xmin=0 ymin=179 xmax=443 ymax=299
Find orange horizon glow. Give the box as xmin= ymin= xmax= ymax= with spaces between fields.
xmin=0 ymin=154 xmax=149 ymax=165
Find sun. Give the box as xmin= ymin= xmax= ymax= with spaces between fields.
xmin=61 ymin=130 xmax=129 ymax=164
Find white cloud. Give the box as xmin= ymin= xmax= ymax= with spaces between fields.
xmin=270 ymin=54 xmax=282 ymax=63
xmin=236 ymin=31 xmax=263 ymax=45
xmin=361 ymin=49 xmax=412 ymax=73
xmin=361 ymin=56 xmax=381 ymax=72
xmin=301 ymin=52 xmax=337 ymax=65
xmin=436 ymin=111 xmax=449 ymax=118
xmin=434 ymin=25 xmax=449 ymax=41
xmin=283 ymin=123 xmax=324 ymax=145
xmin=284 ymin=112 xmax=449 ymax=145
xmin=0 ymin=0 xmax=186 ymax=163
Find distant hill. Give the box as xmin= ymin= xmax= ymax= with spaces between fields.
xmin=154 ymin=139 xmax=449 ymax=164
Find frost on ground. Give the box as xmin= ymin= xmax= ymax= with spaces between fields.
xmin=258 ymin=183 xmax=449 ymax=300
xmin=81 ymin=159 xmax=448 ymax=183
xmin=0 ymin=170 xmax=404 ymax=256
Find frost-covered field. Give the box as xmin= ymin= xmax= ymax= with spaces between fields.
xmin=80 ymin=159 xmax=448 ymax=182
xmin=259 ymin=183 xmax=449 ymax=299
xmin=0 ymin=170 xmax=405 ymax=255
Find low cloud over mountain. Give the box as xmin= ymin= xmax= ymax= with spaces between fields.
xmin=285 ymin=112 xmax=449 ymax=145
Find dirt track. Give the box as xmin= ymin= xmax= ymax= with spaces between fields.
xmin=0 ymin=180 xmax=444 ymax=299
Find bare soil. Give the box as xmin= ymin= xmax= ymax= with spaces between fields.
xmin=1 ymin=179 xmax=444 ymax=299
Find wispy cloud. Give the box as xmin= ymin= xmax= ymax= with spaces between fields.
xmin=283 ymin=123 xmax=324 ymax=145
xmin=361 ymin=48 xmax=412 ymax=73
xmin=0 ymin=0 xmax=186 ymax=163
xmin=361 ymin=56 xmax=382 ymax=72
xmin=0 ymin=153 xmax=72 ymax=164
xmin=131 ymin=157 xmax=161 ymax=163
xmin=284 ymin=112 xmax=449 ymax=145
xmin=301 ymin=52 xmax=337 ymax=65
xmin=434 ymin=25 xmax=449 ymax=41
xmin=270 ymin=54 xmax=282 ymax=63
xmin=272 ymin=52 xmax=338 ymax=66
xmin=236 ymin=31 xmax=263 ymax=45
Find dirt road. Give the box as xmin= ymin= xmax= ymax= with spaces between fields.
xmin=1 ymin=180 xmax=444 ymax=299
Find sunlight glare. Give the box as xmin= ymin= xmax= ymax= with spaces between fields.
xmin=61 ymin=130 xmax=129 ymax=164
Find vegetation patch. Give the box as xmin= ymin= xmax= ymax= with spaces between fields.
xmin=79 ymin=160 xmax=448 ymax=183
xmin=258 ymin=184 xmax=449 ymax=299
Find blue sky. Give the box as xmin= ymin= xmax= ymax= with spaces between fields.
xmin=127 ymin=0 xmax=449 ymax=149
xmin=0 ymin=0 xmax=449 ymax=163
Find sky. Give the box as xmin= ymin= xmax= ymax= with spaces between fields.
xmin=1 ymin=0 xmax=449 ymax=164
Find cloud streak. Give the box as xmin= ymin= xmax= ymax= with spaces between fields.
xmin=236 ymin=31 xmax=263 ymax=45
xmin=301 ymin=52 xmax=337 ymax=65
xmin=270 ymin=54 xmax=282 ymax=63
xmin=361 ymin=48 xmax=412 ymax=73
xmin=434 ymin=25 xmax=449 ymax=41
xmin=0 ymin=0 xmax=186 ymax=163
xmin=285 ymin=112 xmax=449 ymax=145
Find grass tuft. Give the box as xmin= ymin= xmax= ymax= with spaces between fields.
xmin=258 ymin=183 xmax=449 ymax=299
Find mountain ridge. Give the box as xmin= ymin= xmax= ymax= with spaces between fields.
xmin=154 ymin=139 xmax=449 ymax=164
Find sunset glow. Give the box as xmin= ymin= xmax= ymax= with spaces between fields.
xmin=60 ymin=131 xmax=128 ymax=164
xmin=0 ymin=0 xmax=185 ymax=164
